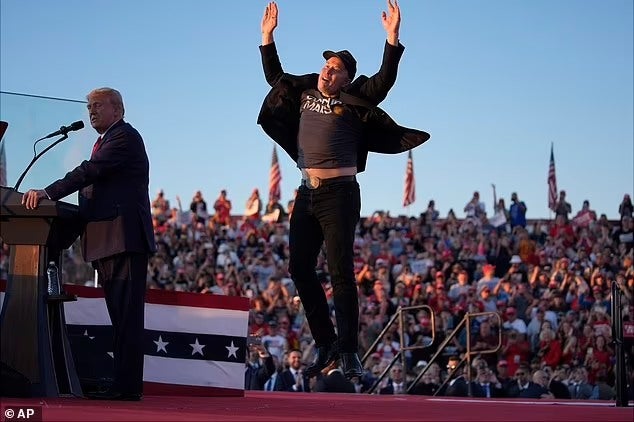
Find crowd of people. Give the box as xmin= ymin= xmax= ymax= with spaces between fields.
xmin=2 ymin=187 xmax=632 ymax=399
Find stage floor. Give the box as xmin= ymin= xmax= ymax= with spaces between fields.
xmin=1 ymin=392 xmax=632 ymax=422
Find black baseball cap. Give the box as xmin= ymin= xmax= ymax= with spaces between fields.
xmin=323 ymin=49 xmax=357 ymax=80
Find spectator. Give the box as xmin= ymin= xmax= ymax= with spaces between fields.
xmin=568 ymin=367 xmax=593 ymax=399
xmin=554 ymin=190 xmax=572 ymax=222
xmin=261 ymin=320 xmax=288 ymax=362
xmin=572 ymin=200 xmax=597 ymax=228
xmin=189 ymin=190 xmax=208 ymax=224
xmin=274 ymin=349 xmax=308 ymax=392
xmin=509 ymin=192 xmax=527 ymax=229
xmin=244 ymin=188 xmax=262 ymax=222
xmin=464 ymin=191 xmax=486 ymax=220
xmin=379 ymin=363 xmax=409 ymax=395
xmin=213 ymin=189 xmax=233 ymax=227
xmin=245 ymin=342 xmax=275 ymax=390
xmin=619 ymin=193 xmax=633 ymax=218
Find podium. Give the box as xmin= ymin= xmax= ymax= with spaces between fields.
xmin=0 ymin=186 xmax=83 ymax=397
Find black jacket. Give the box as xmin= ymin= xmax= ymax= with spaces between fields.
xmin=257 ymin=42 xmax=430 ymax=173
xmin=46 ymin=119 xmax=156 ymax=261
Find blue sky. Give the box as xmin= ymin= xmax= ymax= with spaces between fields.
xmin=1 ymin=0 xmax=632 ymax=220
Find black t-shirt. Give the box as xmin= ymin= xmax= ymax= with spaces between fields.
xmin=297 ymin=89 xmax=363 ymax=169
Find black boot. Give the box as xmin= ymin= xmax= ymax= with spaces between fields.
xmin=305 ymin=341 xmax=339 ymax=377
xmin=340 ymin=352 xmax=363 ymax=379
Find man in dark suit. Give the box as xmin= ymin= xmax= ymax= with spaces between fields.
xmin=23 ymin=87 xmax=155 ymax=401
xmin=379 ymin=363 xmax=410 ymax=395
xmin=258 ymin=0 xmax=429 ymax=380
xmin=274 ymin=349 xmax=309 ymax=392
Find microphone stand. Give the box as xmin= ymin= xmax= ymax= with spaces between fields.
xmin=14 ymin=134 xmax=68 ymax=192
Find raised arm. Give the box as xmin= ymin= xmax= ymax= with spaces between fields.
xmin=354 ymin=0 xmax=404 ymax=104
xmin=259 ymin=2 xmax=284 ymax=86
xmin=382 ymin=0 xmax=401 ymax=47
xmin=261 ymin=1 xmax=278 ymax=46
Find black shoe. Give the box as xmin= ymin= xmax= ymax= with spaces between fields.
xmin=340 ymin=352 xmax=363 ymax=379
xmin=305 ymin=341 xmax=339 ymax=377
xmin=85 ymin=389 xmax=142 ymax=401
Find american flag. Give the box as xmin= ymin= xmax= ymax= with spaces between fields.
xmin=61 ymin=284 xmax=250 ymax=397
xmin=403 ymin=150 xmax=415 ymax=207
xmin=548 ymin=143 xmax=557 ymax=212
xmin=269 ymin=146 xmax=281 ymax=203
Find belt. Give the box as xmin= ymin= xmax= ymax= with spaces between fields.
xmin=300 ymin=175 xmax=356 ymax=189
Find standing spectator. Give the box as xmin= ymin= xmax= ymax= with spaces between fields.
xmin=619 ymin=193 xmax=633 ymax=218
xmin=464 ymin=191 xmax=486 ymax=220
xmin=509 ymin=192 xmax=527 ymax=229
xmin=245 ymin=342 xmax=276 ymax=390
xmin=554 ymin=190 xmax=572 ymax=222
xmin=151 ymin=189 xmax=171 ymax=227
xmin=23 ymin=87 xmax=155 ymax=401
xmin=572 ymin=200 xmax=597 ymax=228
xmin=190 ymin=190 xmax=208 ymax=224
xmin=213 ymin=189 xmax=233 ymax=226
xmin=261 ymin=320 xmax=288 ymax=362
xmin=244 ymin=188 xmax=262 ymax=222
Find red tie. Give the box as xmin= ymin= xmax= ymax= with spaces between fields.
xmin=91 ymin=136 xmax=103 ymax=157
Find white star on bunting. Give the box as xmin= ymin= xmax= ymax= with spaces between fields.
xmin=153 ymin=335 xmax=169 ymax=353
xmin=189 ymin=338 xmax=206 ymax=356
xmin=225 ymin=341 xmax=239 ymax=359
xmin=83 ymin=329 xmax=95 ymax=340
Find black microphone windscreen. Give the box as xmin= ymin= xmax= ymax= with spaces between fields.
xmin=70 ymin=121 xmax=85 ymax=130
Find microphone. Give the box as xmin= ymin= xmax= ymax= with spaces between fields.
xmin=40 ymin=120 xmax=84 ymax=140
xmin=13 ymin=120 xmax=85 ymax=192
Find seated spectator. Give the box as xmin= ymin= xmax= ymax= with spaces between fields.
xmin=568 ymin=367 xmax=593 ymax=400
xmin=470 ymin=362 xmax=505 ymax=398
xmin=590 ymin=371 xmax=615 ymax=400
xmin=379 ymin=363 xmax=410 ymax=395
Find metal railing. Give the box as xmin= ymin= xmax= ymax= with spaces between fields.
xmin=406 ymin=311 xmax=502 ymax=396
xmin=362 ymin=305 xmax=436 ymax=394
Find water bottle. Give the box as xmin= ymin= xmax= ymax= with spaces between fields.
xmin=46 ymin=261 xmax=60 ymax=296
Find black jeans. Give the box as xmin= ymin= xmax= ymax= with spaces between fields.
xmin=288 ymin=180 xmax=361 ymax=353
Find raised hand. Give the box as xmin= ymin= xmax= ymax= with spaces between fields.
xmin=261 ymin=2 xmax=278 ymax=45
xmin=381 ymin=0 xmax=401 ymax=45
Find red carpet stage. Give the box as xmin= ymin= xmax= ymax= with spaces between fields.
xmin=1 ymin=392 xmax=632 ymax=422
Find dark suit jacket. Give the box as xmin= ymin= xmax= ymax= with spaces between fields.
xmin=379 ymin=380 xmax=411 ymax=395
xmin=257 ymin=42 xmax=430 ymax=173
xmin=313 ymin=369 xmax=356 ymax=393
xmin=245 ymin=355 xmax=275 ymax=390
xmin=469 ymin=382 xmax=505 ymax=398
xmin=568 ymin=382 xmax=593 ymax=400
xmin=46 ymin=119 xmax=156 ymax=261
xmin=274 ymin=368 xmax=309 ymax=392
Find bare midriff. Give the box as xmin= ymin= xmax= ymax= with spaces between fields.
xmin=302 ymin=166 xmax=357 ymax=180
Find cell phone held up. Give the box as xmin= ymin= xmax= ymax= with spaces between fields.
xmin=247 ymin=334 xmax=262 ymax=347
